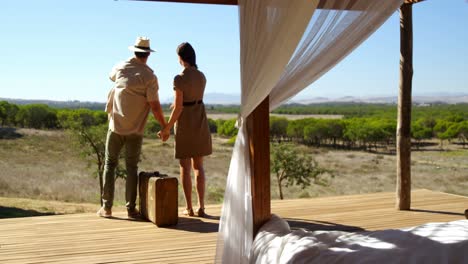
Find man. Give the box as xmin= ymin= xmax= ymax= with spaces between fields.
xmin=97 ymin=37 xmax=167 ymax=219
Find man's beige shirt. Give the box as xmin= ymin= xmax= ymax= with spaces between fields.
xmin=105 ymin=57 xmax=159 ymax=135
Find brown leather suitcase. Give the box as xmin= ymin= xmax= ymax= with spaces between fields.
xmin=139 ymin=171 xmax=178 ymax=227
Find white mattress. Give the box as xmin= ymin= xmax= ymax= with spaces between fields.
xmin=250 ymin=214 xmax=468 ymax=264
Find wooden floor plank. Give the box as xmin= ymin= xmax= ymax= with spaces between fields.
xmin=1 ymin=189 xmax=466 ymax=263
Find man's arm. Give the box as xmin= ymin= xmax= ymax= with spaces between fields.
xmin=149 ymin=101 xmax=167 ymax=130
xmin=105 ymin=88 xmax=115 ymax=120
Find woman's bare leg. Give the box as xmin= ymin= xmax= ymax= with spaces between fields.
xmin=179 ymin=158 xmax=192 ymax=210
xmin=192 ymin=156 xmax=205 ymax=211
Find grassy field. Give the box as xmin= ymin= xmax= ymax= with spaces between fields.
xmin=0 ymin=127 xmax=467 ymax=217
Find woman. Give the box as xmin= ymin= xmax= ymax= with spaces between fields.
xmin=160 ymin=42 xmax=212 ymax=217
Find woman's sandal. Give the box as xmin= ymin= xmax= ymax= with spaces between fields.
xmin=183 ymin=208 xmax=194 ymax=216
xmin=196 ymin=208 xmax=206 ymax=217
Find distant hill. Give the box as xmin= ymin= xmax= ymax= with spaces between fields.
xmin=293 ymin=94 xmax=468 ymax=105
xmin=170 ymin=93 xmax=468 ymax=105
xmin=2 ymin=92 xmax=467 ymax=110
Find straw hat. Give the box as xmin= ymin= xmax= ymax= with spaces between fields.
xmin=128 ymin=37 xmax=155 ymax=52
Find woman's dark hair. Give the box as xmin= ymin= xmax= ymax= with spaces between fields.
xmin=135 ymin=52 xmax=150 ymax=59
xmin=177 ymin=42 xmax=197 ymax=69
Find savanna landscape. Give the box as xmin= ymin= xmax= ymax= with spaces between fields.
xmin=1 ymin=101 xmax=467 ymax=218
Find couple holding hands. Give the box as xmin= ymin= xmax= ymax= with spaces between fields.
xmin=98 ymin=37 xmax=212 ymax=219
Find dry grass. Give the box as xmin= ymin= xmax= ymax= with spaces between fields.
xmin=0 ymin=129 xmax=105 ymax=203
xmin=0 ymin=128 xmax=233 ymax=210
xmin=0 ymin=128 xmax=467 ymax=217
xmin=274 ymin=142 xmax=468 ymax=200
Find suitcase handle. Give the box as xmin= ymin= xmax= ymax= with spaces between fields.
xmin=139 ymin=171 xmax=168 ymax=178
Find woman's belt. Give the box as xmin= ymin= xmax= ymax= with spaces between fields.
xmin=183 ymin=100 xmax=203 ymax=106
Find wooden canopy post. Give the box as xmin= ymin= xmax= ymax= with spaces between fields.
xmin=247 ymin=96 xmax=271 ymax=236
xmin=396 ymin=2 xmax=413 ymax=210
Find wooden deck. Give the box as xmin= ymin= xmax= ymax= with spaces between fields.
xmin=1 ymin=189 xmax=467 ymax=263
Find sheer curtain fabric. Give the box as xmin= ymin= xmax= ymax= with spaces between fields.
xmin=216 ymin=0 xmax=403 ymax=263
xmin=269 ymin=0 xmax=404 ymax=109
xmin=216 ymin=1 xmax=318 ymax=263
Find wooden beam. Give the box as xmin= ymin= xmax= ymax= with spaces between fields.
xmin=396 ymin=3 xmax=413 ymax=210
xmin=247 ymin=96 xmax=271 ymax=236
xmin=131 ymin=0 xmax=426 ymax=10
xmin=131 ymin=0 xmax=236 ymax=5
xmin=404 ymin=0 xmax=425 ymax=4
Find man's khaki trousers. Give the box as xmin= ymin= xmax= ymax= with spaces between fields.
xmin=102 ymin=130 xmax=143 ymax=210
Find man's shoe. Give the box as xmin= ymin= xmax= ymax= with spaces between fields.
xmin=97 ymin=207 xmax=112 ymax=218
xmin=127 ymin=208 xmax=141 ymax=219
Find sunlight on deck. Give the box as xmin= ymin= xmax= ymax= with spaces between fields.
xmin=1 ymin=189 xmax=466 ymax=263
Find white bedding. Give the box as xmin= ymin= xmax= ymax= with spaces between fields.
xmin=250 ymin=214 xmax=468 ymax=264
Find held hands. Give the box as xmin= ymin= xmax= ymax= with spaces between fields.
xmin=157 ymin=127 xmax=170 ymax=142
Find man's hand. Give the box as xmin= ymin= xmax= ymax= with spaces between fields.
xmin=157 ymin=128 xmax=170 ymax=142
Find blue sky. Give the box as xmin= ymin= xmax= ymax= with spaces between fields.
xmin=0 ymin=0 xmax=466 ymax=103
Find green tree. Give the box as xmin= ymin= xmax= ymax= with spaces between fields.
xmin=271 ymin=143 xmax=331 ymax=200
xmin=303 ymin=119 xmax=344 ymax=147
xmin=59 ymin=110 xmax=125 ymax=205
xmin=57 ymin=108 xmax=106 ymax=128
xmin=270 ymin=116 xmax=288 ymax=142
xmin=6 ymin=104 xmax=19 ymax=126
xmin=434 ymin=119 xmax=454 ymax=148
xmin=365 ymin=118 xmax=396 ymax=151
xmin=144 ymin=116 xmax=162 ymax=138
xmin=325 ymin=119 xmax=344 ymax=147
xmin=208 ymin=118 xmax=218 ymax=133
xmin=74 ymin=124 xmax=107 ymax=185
xmin=343 ymin=118 xmax=368 ymax=149
xmin=417 ymin=116 xmax=437 ymax=136
xmin=443 ymin=123 xmax=460 ymax=143
xmin=216 ymin=119 xmax=226 ymax=132
xmin=456 ymin=121 xmax=468 ymax=148
xmin=286 ymin=120 xmax=304 ymax=141
xmin=0 ymin=102 xmax=6 ymax=126
xmin=217 ymin=118 xmax=238 ymax=137
xmin=286 ymin=118 xmax=314 ymax=142
xmin=0 ymin=101 xmax=19 ymax=126
xmin=14 ymin=104 xmax=58 ymax=129
xmin=446 ymin=113 xmax=464 ymax=123
xmin=411 ymin=121 xmax=432 ymax=149
xmin=303 ymin=120 xmax=325 ymax=146
xmin=15 ymin=108 xmax=27 ymax=127
xmin=342 ymin=118 xmax=395 ymax=151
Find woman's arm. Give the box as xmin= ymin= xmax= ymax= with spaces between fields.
xmin=161 ymin=89 xmax=183 ymax=138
